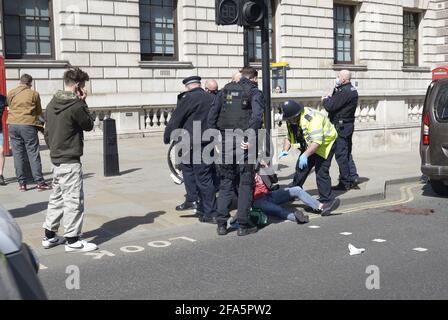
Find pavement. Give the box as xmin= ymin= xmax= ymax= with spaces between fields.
xmin=0 ymin=135 xmax=421 ymax=257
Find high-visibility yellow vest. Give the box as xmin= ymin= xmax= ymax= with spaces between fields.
xmin=298 ymin=107 xmax=337 ymax=159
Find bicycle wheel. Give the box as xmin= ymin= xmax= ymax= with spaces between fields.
xmin=167 ymin=141 xmax=183 ymax=184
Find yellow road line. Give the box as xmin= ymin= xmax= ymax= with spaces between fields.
xmin=307 ymin=183 xmax=420 ymax=220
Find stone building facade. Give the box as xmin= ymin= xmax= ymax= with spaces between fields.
xmin=0 ymin=0 xmax=447 ymax=151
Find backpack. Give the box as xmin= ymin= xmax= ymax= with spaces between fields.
xmin=217 ymin=81 xmax=253 ymax=130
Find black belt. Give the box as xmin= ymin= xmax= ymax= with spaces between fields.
xmin=335 ymin=119 xmax=354 ymax=124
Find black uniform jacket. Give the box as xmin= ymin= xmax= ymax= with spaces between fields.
xmin=163 ymin=87 xmax=215 ymax=145
xmin=322 ymin=82 xmax=358 ymax=123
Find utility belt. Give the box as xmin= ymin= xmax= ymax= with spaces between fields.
xmin=334 ymin=118 xmax=355 ymax=125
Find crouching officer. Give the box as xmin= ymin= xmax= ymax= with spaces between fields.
xmin=208 ymin=67 xmax=264 ymax=236
xmin=163 ymin=76 xmax=217 ymax=222
xmin=322 ymin=70 xmax=359 ymax=191
xmin=281 ymin=100 xmax=340 ymax=215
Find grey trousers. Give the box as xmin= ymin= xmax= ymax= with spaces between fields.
xmin=43 ymin=163 xmax=85 ymax=238
xmin=8 ymin=124 xmax=44 ymax=185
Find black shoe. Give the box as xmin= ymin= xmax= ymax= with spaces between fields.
xmin=294 ymin=210 xmax=309 ymax=224
xmin=350 ymin=178 xmax=360 ymax=189
xmin=199 ymin=215 xmax=217 ymax=224
xmin=237 ymin=225 xmax=258 ymax=236
xmin=217 ymin=225 xmax=228 ymax=236
xmin=321 ymin=198 xmax=341 ymax=216
xmin=176 ymin=201 xmax=197 ymax=211
xmin=332 ymin=183 xmax=350 ymax=191
xmin=0 ymin=175 xmax=6 ymax=186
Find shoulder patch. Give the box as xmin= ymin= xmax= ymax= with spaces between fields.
xmin=304 ymin=114 xmax=313 ymax=122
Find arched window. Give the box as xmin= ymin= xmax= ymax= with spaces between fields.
xmin=247 ymin=0 xmax=276 ymax=63
xmin=139 ymin=0 xmax=177 ymax=61
xmin=3 ymin=0 xmax=53 ymax=59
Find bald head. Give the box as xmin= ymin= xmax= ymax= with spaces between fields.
xmin=339 ymin=70 xmax=351 ymax=82
xmin=205 ymin=79 xmax=218 ymax=92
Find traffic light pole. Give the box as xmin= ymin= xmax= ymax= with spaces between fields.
xmin=261 ymin=0 xmax=271 ymax=157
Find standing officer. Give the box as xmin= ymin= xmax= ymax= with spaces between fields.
xmin=164 ymin=76 xmax=217 ymax=223
xmin=208 ymin=67 xmax=264 ymax=236
xmin=322 ymin=70 xmax=359 ymax=191
xmin=281 ymin=100 xmax=340 ymax=215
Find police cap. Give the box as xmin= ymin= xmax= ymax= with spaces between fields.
xmin=182 ymin=76 xmax=202 ymax=86
xmin=281 ymin=100 xmax=304 ymax=120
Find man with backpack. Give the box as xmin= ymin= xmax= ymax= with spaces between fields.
xmin=208 ymin=67 xmax=265 ymax=236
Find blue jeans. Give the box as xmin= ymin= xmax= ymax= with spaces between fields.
xmin=253 ymin=187 xmax=320 ymax=220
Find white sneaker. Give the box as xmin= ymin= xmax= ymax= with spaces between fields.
xmin=65 ymin=240 xmax=98 ymax=253
xmin=42 ymin=236 xmax=66 ymax=249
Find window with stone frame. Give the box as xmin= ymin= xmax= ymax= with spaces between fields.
xmin=139 ymin=0 xmax=177 ymax=61
xmin=247 ymin=0 xmax=276 ymax=63
xmin=333 ymin=4 xmax=354 ymax=64
xmin=2 ymin=0 xmax=54 ymax=59
xmin=403 ymin=11 xmax=419 ymax=66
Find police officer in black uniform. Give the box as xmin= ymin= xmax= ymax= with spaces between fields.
xmin=164 ymin=76 xmax=217 ymax=222
xmin=208 ymin=67 xmax=265 ymax=236
xmin=322 ymin=70 xmax=360 ymax=191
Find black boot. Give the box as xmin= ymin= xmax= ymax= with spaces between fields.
xmin=175 ymin=201 xmax=197 ymax=211
xmin=217 ymin=224 xmax=228 ymax=236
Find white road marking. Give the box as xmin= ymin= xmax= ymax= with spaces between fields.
xmin=148 ymin=240 xmax=171 ymax=248
xmin=413 ymin=247 xmax=428 ymax=252
xmin=39 ymin=264 xmax=48 ymax=270
xmin=340 ymin=232 xmax=352 ymax=235
xmin=308 ymin=225 xmax=321 ymax=229
xmin=120 ymin=246 xmax=145 ymax=253
xmin=84 ymin=250 xmax=116 ymax=260
xmin=372 ymin=239 xmax=387 ymax=243
xmin=169 ymin=236 xmax=197 ymax=243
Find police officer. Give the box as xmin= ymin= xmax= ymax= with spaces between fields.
xmin=208 ymin=67 xmax=264 ymax=236
xmin=164 ymin=76 xmax=217 ymax=223
xmin=322 ymin=70 xmax=360 ymax=191
xmin=281 ymin=100 xmax=340 ymax=215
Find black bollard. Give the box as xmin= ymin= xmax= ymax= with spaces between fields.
xmin=103 ymin=118 xmax=120 ymax=177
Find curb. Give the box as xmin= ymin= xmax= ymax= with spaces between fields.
xmin=338 ymin=176 xmax=422 ymax=207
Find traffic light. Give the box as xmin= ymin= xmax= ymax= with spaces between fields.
xmin=239 ymin=0 xmax=265 ymax=27
xmin=215 ymin=0 xmax=266 ymax=27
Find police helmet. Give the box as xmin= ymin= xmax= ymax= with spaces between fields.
xmin=281 ymin=100 xmax=304 ymax=120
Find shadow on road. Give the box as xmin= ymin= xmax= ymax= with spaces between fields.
xmin=82 ymin=211 xmax=165 ymax=246
xmin=9 ymin=201 xmax=48 ymax=218
xmin=120 ymin=168 xmax=142 ymax=176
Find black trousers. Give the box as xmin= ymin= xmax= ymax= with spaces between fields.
xmin=216 ymin=163 xmax=255 ymax=226
xmin=334 ymin=122 xmax=359 ymax=188
xmin=291 ymin=143 xmax=336 ymax=203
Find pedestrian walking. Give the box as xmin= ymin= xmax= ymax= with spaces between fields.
xmin=322 ymin=70 xmax=360 ymax=190
xmin=42 ymin=67 xmax=97 ymax=253
xmin=164 ymin=76 xmax=218 ymax=223
xmin=208 ymin=66 xmax=265 ymax=236
xmin=280 ymin=100 xmax=340 ymax=211
xmin=7 ymin=74 xmax=50 ymax=191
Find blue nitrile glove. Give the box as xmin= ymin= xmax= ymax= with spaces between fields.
xmin=298 ymin=154 xmax=308 ymax=170
xmin=278 ymin=150 xmax=289 ymax=159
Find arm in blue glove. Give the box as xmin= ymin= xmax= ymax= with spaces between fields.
xmin=298 ymin=153 xmax=308 ymax=170
xmin=278 ymin=150 xmax=289 ymax=159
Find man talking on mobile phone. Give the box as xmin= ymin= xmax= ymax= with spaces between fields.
xmin=42 ymin=67 xmax=97 ymax=253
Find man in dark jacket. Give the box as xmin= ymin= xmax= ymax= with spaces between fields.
xmin=42 ymin=67 xmax=97 ymax=253
xmin=322 ymin=70 xmax=360 ymax=191
xmin=164 ymin=76 xmax=217 ymax=223
xmin=208 ymin=66 xmax=265 ymax=236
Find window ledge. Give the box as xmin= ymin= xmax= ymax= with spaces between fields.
xmin=139 ymin=61 xmax=194 ymax=69
xmin=5 ymin=59 xmax=70 ymax=69
xmin=332 ymin=64 xmax=368 ymax=72
xmin=402 ymin=66 xmax=431 ymax=73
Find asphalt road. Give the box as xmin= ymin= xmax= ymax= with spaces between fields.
xmin=37 ymin=181 xmax=448 ymax=300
